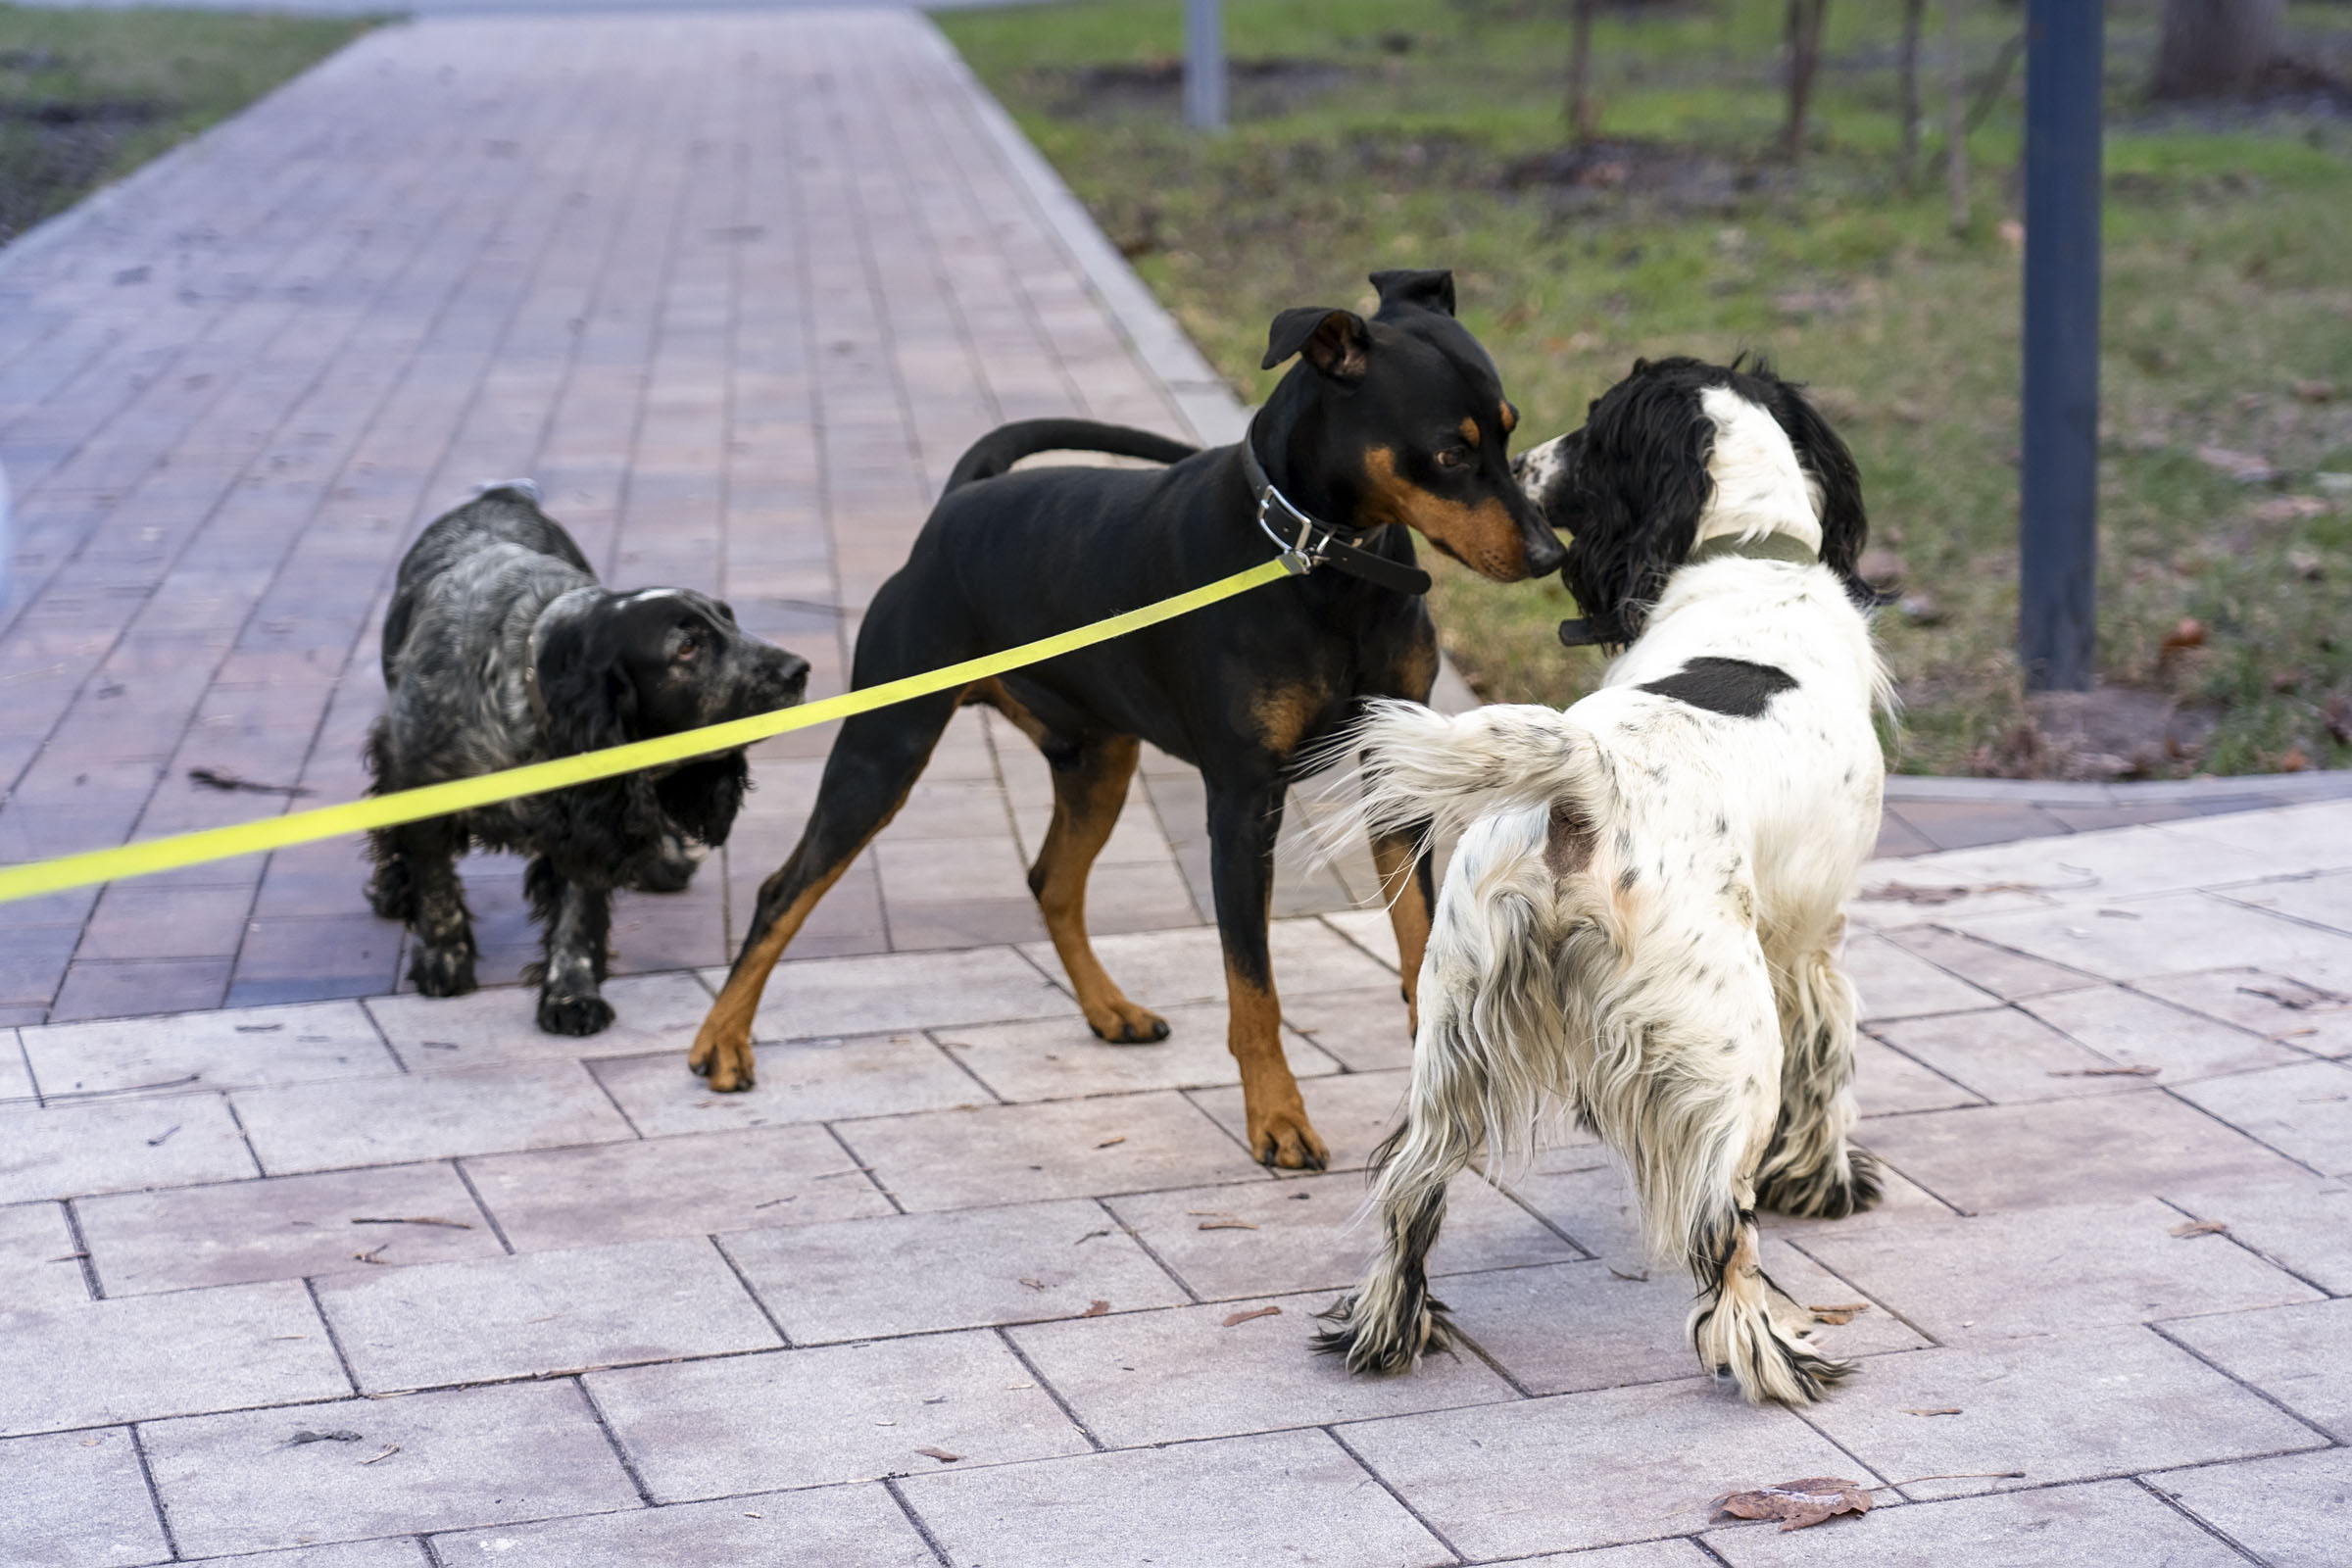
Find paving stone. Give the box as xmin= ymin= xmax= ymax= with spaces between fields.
xmin=2132 ymin=966 xmax=2352 ymax=1059
xmin=2220 ymin=867 xmax=2352 ymax=937
xmin=1704 ymin=1479 xmax=2243 ymax=1568
xmin=0 ymin=1279 xmax=346 ymax=1436
xmin=2019 ymin=984 xmax=2307 ymax=1084
xmin=0 ymin=1030 xmax=33 ymax=1102
xmin=77 ymin=1164 xmax=501 ymax=1295
xmin=19 ymin=1000 xmax=397 ymax=1098
xmin=1503 ymin=1545 xmax=1718 ymax=1568
xmin=839 ymin=1090 xmax=1267 ymax=1211
xmin=2153 ymin=1447 xmax=2352 ymax=1568
xmin=143 ymin=1382 xmax=640 ymax=1558
xmin=1009 ymin=1288 xmax=1516 ymax=1446
xmin=1017 ymin=918 xmax=1393 ymax=1010
xmin=722 ymin=1197 xmax=1185 ymax=1344
xmin=1844 ymin=930 xmax=1999 ymax=1021
xmin=1879 ymin=922 xmax=2102 ymax=999
xmin=0 ymin=1092 xmax=257 ymax=1202
xmin=1105 ymin=1170 xmax=1573 ymax=1300
xmin=365 ymin=972 xmax=712 ymax=1069
xmin=0 ymin=1200 xmax=89 ymax=1308
xmin=461 ymin=1123 xmax=893 ymax=1250
xmin=1340 ymin=1375 xmax=1860 ymax=1560
xmin=934 ymin=1002 xmax=1342 ymax=1102
xmin=1853 ymin=1033 xmax=1984 ymax=1115
xmin=1800 ymin=1325 xmax=2326 ymax=1501
xmin=433 ymin=1484 xmax=935 ymax=1566
xmin=1855 ymin=1092 xmax=2308 ymax=1214
xmin=2162 ymin=1176 xmax=2352 ymax=1293
xmin=316 ymin=1236 xmax=780 ymax=1391
xmin=2160 ymin=1298 xmax=2352 ymax=1441
xmin=0 ymin=1427 xmax=169 ymax=1568
xmin=188 ymin=1544 xmax=428 ymax=1568
xmin=1869 ymin=1006 xmax=2144 ymax=1102
xmin=1795 ymin=1198 xmax=2321 ymax=1345
xmin=587 ymin=1331 xmax=1088 ymax=1501
xmin=1280 ymin=985 xmax=1415 ymax=1072
xmin=2172 ymin=1059 xmax=2352 ymax=1175
xmin=1187 ymin=1067 xmax=1408 ymax=1175
xmin=233 ymin=1061 xmax=636 ymax=1174
xmin=898 ymin=1428 xmax=1451 ymax=1568
xmin=594 ymin=1032 xmax=986 ymax=1136
xmin=712 ymin=946 xmax=1077 ymax=1043
xmin=1952 ymin=892 xmax=2352 ymax=983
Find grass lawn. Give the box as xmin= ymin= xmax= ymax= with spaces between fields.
xmin=0 ymin=3 xmax=374 ymax=245
xmin=940 ymin=0 xmax=2352 ymax=778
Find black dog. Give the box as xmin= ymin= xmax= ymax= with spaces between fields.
xmin=690 ymin=270 xmax=1562 ymax=1167
xmin=366 ymin=484 xmax=808 ymax=1035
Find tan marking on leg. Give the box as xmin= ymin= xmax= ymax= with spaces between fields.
xmin=1370 ymin=829 xmax=1431 ymax=1035
xmin=1031 ymin=736 xmax=1165 ymax=1043
xmin=1225 ymin=957 xmax=1327 ymax=1170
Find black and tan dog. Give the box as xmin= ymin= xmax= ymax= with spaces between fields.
xmin=688 ymin=270 xmax=1562 ymax=1167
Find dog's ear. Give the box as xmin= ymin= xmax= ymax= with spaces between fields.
xmin=1262 ymin=307 xmax=1371 ymax=382
xmin=533 ymin=603 xmax=637 ymax=757
xmin=1766 ymin=380 xmax=1871 ymax=593
xmin=1367 ymin=269 xmax=1455 ymax=318
xmin=1560 ymin=379 xmax=1715 ymax=648
xmin=654 ymin=754 xmax=749 ymax=846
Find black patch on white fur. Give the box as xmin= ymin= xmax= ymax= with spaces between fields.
xmin=1639 ymin=657 xmax=1798 ymax=718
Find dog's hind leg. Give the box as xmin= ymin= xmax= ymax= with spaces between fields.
xmin=1018 ymin=729 xmax=1167 ymax=1044
xmin=392 ymin=816 xmax=477 ymax=998
xmin=1755 ymin=919 xmax=1881 ymax=1219
xmin=528 ymin=858 xmax=614 ymax=1036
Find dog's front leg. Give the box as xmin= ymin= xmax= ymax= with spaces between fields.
xmin=527 ymin=858 xmax=613 ymax=1036
xmin=1207 ymin=778 xmax=1327 ymax=1169
xmin=394 ymin=817 xmax=477 ymax=998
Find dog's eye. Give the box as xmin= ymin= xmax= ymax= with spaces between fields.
xmin=1435 ymin=446 xmax=1471 ymax=469
xmin=673 ymin=632 xmax=701 ymax=662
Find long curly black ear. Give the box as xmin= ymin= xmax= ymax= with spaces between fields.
xmin=655 ymin=755 xmax=749 ymax=847
xmin=533 ymin=604 xmax=636 ymax=758
xmin=1766 ymin=378 xmax=1869 ymax=588
xmin=1368 ymin=268 xmax=1456 ymax=318
xmin=1262 ymin=307 xmax=1371 ymax=382
xmin=1560 ymin=380 xmax=1716 ymax=648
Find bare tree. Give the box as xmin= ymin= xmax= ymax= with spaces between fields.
xmin=1782 ymin=0 xmax=1832 ymax=159
xmin=1897 ymin=0 xmax=1927 ymax=186
xmin=1944 ymin=0 xmax=1968 ymax=230
xmin=1567 ymin=0 xmax=1599 ymax=143
xmin=2150 ymin=0 xmax=2283 ymax=100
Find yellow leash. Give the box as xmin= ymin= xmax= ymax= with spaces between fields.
xmin=0 ymin=558 xmax=1292 ymax=906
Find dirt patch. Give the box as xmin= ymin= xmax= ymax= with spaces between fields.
xmin=0 ymin=96 xmax=172 ymax=244
xmin=1970 ymin=687 xmax=2221 ymax=782
xmin=1032 ymin=56 xmax=1357 ymax=123
xmin=1502 ymin=138 xmax=1797 ymax=218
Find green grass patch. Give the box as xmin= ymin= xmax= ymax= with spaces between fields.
xmin=0 ymin=3 xmax=376 ymax=244
xmin=941 ymin=0 xmax=2352 ymax=777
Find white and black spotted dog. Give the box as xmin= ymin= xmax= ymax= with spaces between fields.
xmin=1314 ymin=356 xmax=1890 ymax=1405
xmin=366 ymin=484 xmax=808 ymax=1036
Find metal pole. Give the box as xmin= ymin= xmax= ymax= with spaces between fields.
xmin=1186 ymin=0 xmax=1227 ymax=132
xmin=2018 ymin=0 xmax=2103 ymax=692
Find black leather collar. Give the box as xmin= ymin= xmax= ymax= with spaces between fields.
xmin=1241 ymin=423 xmax=1432 ymax=597
xmin=1557 ymin=530 xmax=1821 ymax=648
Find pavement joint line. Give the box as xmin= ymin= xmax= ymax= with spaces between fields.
xmin=2130 ymin=1472 xmax=2275 ymax=1565
xmin=708 ymin=1230 xmax=796 ymax=1349
xmin=449 ymin=1158 xmax=517 ymax=1255
xmin=124 ymin=1418 xmax=184 ymax=1563
xmin=305 ymin=1273 xmax=367 ymax=1398
xmin=1092 ymin=1193 xmax=1203 ymax=1307
xmin=991 ymin=1322 xmax=1103 ymax=1453
xmin=572 ymin=1373 xmax=659 ymax=1509
xmin=2155 ymin=1318 xmax=2350 ymax=1448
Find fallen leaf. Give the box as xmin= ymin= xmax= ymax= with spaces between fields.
xmin=1862 ymin=878 xmax=2054 ymax=906
xmin=1073 ymin=1229 xmax=1110 ymax=1245
xmin=1607 ymin=1265 xmax=1649 ymax=1282
xmin=351 ymin=1246 xmax=390 ymax=1265
xmin=915 ymin=1446 xmax=963 ymax=1464
xmin=2194 ymin=447 xmax=2279 ymax=485
xmin=2280 ymin=748 xmax=2312 ymax=773
xmin=1018 ymin=1277 xmax=1047 ymax=1291
xmin=2291 ymin=378 xmax=2337 ymax=404
xmin=1081 ymin=1299 xmax=1111 ymax=1318
xmin=1198 ymin=1218 xmax=1259 ymax=1231
xmin=2095 ymin=907 xmax=2143 ymax=920
xmin=2171 ymin=1218 xmax=2230 ymax=1238
xmin=1222 ymin=1305 xmax=1283 ymax=1327
xmin=283 ymin=1430 xmax=365 ymax=1448
xmin=1713 ymin=1476 xmax=1873 ymax=1533
xmin=2047 ymin=1064 xmax=2160 ymax=1078
xmin=358 ymin=1445 xmax=399 ymax=1465
xmin=1902 ymin=1407 xmax=1964 ymax=1417
xmin=1094 ymin=1135 xmax=1127 ymax=1149
xmin=2255 ymin=500 xmax=2331 ymax=527
xmin=2161 ymin=616 xmax=2208 ymax=657
xmin=1809 ymin=1302 xmax=1869 ymax=1325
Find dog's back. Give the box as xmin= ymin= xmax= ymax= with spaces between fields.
xmin=381 ymin=485 xmax=593 ymax=690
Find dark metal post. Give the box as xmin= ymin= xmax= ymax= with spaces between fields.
xmin=2018 ymin=0 xmax=2103 ymax=692
xmin=1186 ymin=0 xmax=1227 ymax=132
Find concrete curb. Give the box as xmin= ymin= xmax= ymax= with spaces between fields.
xmin=1884 ymin=768 xmax=2352 ymax=808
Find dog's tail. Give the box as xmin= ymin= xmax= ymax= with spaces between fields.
xmin=941 ymin=418 xmax=1199 ymax=496
xmin=1320 ymin=700 xmax=1608 ymax=861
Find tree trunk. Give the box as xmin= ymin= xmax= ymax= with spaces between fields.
xmin=1782 ymin=0 xmax=1832 ymax=159
xmin=1567 ymin=0 xmax=1598 ymax=143
xmin=1944 ymin=0 xmax=1968 ymax=231
xmin=2149 ymin=0 xmax=2282 ymax=100
xmin=1898 ymin=0 xmax=1926 ymax=186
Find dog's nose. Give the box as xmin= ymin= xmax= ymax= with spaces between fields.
xmin=1524 ymin=522 xmax=1568 ymax=577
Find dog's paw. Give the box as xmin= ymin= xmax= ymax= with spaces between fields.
xmin=1311 ymin=1291 xmax=1453 ymax=1375
xmin=538 ymin=992 xmax=614 ymax=1037
xmin=365 ymin=869 xmax=415 ymax=922
xmin=1248 ymin=1105 xmax=1330 ymax=1171
xmin=689 ymin=1022 xmax=758 ymax=1092
xmin=626 ymin=837 xmax=701 ymax=895
xmin=1083 ymin=997 xmax=1170 ymax=1045
xmin=409 ymin=946 xmax=476 ymax=998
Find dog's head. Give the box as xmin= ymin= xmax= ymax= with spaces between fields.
xmin=533 ymin=588 xmax=809 ymax=844
xmin=1255 ymin=269 xmax=1564 ymax=582
xmin=1516 ymin=355 xmax=1869 ymax=648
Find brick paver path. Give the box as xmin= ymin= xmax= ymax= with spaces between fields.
xmin=3 ymin=12 xmax=2348 ymax=1567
